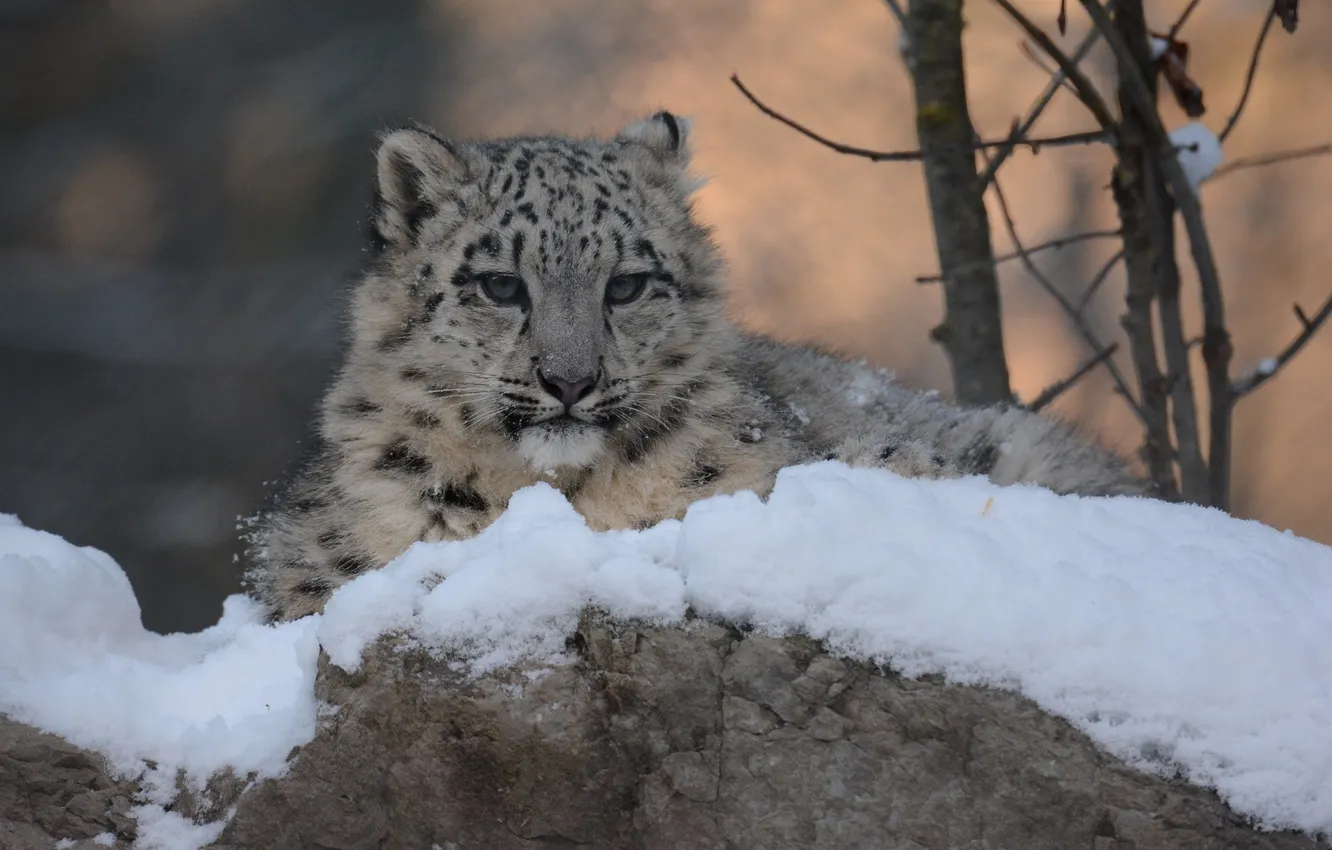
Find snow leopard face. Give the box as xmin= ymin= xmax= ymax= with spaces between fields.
xmin=354 ymin=112 xmax=728 ymax=471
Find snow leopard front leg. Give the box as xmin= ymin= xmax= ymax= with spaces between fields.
xmin=828 ymin=433 xmax=963 ymax=481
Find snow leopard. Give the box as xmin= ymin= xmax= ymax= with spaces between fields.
xmin=244 ymin=111 xmax=1146 ymax=621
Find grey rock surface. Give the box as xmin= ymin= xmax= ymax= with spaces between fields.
xmin=0 ymin=717 xmax=135 ymax=849
xmin=215 ymin=622 xmax=1327 ymax=850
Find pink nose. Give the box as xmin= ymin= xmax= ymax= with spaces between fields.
xmin=536 ymin=369 xmax=597 ymax=412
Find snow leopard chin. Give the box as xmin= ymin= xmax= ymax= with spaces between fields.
xmin=516 ymin=419 xmax=607 ymax=471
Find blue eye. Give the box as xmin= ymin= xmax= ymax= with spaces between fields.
xmin=606 ymin=273 xmax=648 ymax=305
xmin=478 ymin=273 xmax=525 ymax=305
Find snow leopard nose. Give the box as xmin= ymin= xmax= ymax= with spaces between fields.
xmin=536 ymin=369 xmax=598 ymax=412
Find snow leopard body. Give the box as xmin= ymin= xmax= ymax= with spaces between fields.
xmin=245 ymin=112 xmax=1145 ymax=621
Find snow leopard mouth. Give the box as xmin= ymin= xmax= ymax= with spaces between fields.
xmin=537 ymin=413 xmax=592 ymax=431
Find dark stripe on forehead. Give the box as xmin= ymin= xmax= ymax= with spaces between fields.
xmin=511 ymin=232 xmax=526 ymax=268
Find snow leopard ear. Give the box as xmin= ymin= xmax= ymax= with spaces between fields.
xmin=615 ymin=111 xmax=692 ymax=169
xmin=370 ymin=127 xmax=468 ymax=254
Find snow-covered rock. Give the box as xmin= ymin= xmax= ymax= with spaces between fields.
xmin=2 ymin=463 xmax=1331 ymax=847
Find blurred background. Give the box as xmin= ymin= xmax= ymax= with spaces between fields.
xmin=2 ymin=0 xmax=1328 ymax=633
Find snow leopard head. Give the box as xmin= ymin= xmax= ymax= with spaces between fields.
xmin=349 ymin=112 xmax=731 ymax=470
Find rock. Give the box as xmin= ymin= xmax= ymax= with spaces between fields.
xmin=214 ymin=622 xmax=1328 ymax=850
xmin=0 ymin=716 xmax=136 ymax=848
xmin=2 ymin=620 xmax=1325 ymax=849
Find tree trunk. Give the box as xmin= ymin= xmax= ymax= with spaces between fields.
xmin=905 ymin=0 xmax=1012 ymax=407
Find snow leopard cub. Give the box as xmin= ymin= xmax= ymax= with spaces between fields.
xmin=245 ymin=112 xmax=1144 ymax=621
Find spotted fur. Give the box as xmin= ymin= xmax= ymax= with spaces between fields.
xmin=244 ymin=113 xmax=1146 ymax=621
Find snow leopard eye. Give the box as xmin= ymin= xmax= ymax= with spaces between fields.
xmin=478 ymin=272 xmax=525 ymax=306
xmin=605 ymin=273 xmax=648 ymax=306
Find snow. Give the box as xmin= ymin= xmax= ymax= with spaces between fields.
xmin=57 ymin=836 xmax=119 ymax=848
xmin=4 ymin=464 xmax=1332 ymax=844
xmin=845 ymin=361 xmax=896 ymax=407
xmin=0 ymin=520 xmax=319 ymax=849
xmin=1258 ymin=356 xmax=1279 ymax=375
xmin=1150 ymin=36 xmax=1170 ymax=59
xmin=131 ymin=806 xmax=228 ymax=850
xmin=1171 ymin=121 xmax=1225 ymax=190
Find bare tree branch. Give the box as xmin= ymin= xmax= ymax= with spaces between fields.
xmin=1219 ymin=7 xmax=1278 ymax=143
xmin=1027 ymin=343 xmax=1120 ymax=412
xmin=980 ymin=27 xmax=1103 ymax=188
xmin=1016 ymin=40 xmax=1081 ymax=94
xmin=1231 ymin=294 xmax=1332 ymax=397
xmin=882 ymin=0 xmax=908 ymax=29
xmin=1205 ymin=143 xmax=1332 ymax=183
xmin=1110 ymin=1 xmax=1209 ymax=501
xmin=1078 ymin=0 xmax=1232 ymax=508
xmin=1165 ymin=0 xmax=1203 ymax=40
xmin=989 ymin=0 xmax=1120 ymax=132
xmin=987 ymin=170 xmax=1147 ymax=427
xmin=729 ymin=74 xmax=1108 ymax=163
xmin=915 ymin=229 xmax=1121 ymax=283
xmin=1076 ymin=249 xmax=1125 ymax=313
xmin=1112 ymin=155 xmax=1182 ymax=499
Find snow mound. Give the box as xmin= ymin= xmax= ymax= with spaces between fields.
xmin=4 ymin=462 xmax=1332 ymax=841
xmin=326 ymin=465 xmax=1332 ymax=835
xmin=0 ymin=523 xmax=320 ymax=785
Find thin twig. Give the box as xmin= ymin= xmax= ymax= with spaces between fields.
xmin=916 ymin=229 xmax=1121 ymax=283
xmin=730 ymin=74 xmax=1108 ymax=162
xmin=1076 ymin=249 xmax=1125 ymax=313
xmin=989 ymin=0 xmax=1120 ymax=132
xmin=1231 ymin=294 xmax=1332 ymax=397
xmin=1219 ymin=7 xmax=1278 ymax=143
xmin=1017 ymin=40 xmax=1079 ymax=91
xmin=882 ymin=0 xmax=908 ymax=29
xmin=1205 ymin=143 xmax=1332 ymax=183
xmin=981 ymin=28 xmax=1104 ymax=188
xmin=883 ymin=0 xmax=912 ymax=65
xmin=1165 ymin=0 xmax=1203 ymax=41
xmin=988 ymin=171 xmax=1147 ymax=426
xmin=1027 ymin=343 xmax=1121 ymax=411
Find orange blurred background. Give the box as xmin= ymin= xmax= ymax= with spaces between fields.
xmin=2 ymin=0 xmax=1328 ymax=631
